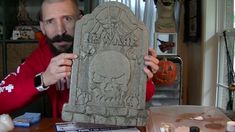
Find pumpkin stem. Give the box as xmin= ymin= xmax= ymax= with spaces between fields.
xmin=163 ymin=57 xmax=168 ymax=61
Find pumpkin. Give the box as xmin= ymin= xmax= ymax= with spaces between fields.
xmin=153 ymin=58 xmax=177 ymax=86
xmin=34 ymin=31 xmax=43 ymax=41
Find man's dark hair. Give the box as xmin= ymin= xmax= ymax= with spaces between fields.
xmin=38 ymin=0 xmax=79 ymax=21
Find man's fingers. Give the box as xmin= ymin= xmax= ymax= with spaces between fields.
xmin=57 ymin=58 xmax=74 ymax=66
xmin=57 ymin=66 xmax=72 ymax=73
xmin=144 ymin=55 xmax=159 ymax=65
xmin=52 ymin=53 xmax=77 ymax=66
xmin=145 ymin=61 xmax=159 ymax=73
xmin=144 ymin=66 xmax=153 ymax=79
xmin=144 ymin=48 xmax=159 ymax=76
xmin=55 ymin=53 xmax=78 ymax=61
xmin=43 ymin=53 xmax=77 ymax=86
xmin=152 ymin=68 xmax=158 ymax=74
xmin=148 ymin=48 xmax=157 ymax=58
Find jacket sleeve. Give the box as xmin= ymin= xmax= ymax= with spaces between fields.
xmin=0 ymin=47 xmax=47 ymax=114
xmin=146 ymin=79 xmax=155 ymax=102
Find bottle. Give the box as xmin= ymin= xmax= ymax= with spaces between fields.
xmin=190 ymin=126 xmax=200 ymax=132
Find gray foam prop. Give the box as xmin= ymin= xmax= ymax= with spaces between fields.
xmin=62 ymin=1 xmax=149 ymax=126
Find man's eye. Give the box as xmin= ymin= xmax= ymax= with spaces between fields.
xmin=45 ymin=19 xmax=54 ymax=25
xmin=64 ymin=16 xmax=73 ymax=22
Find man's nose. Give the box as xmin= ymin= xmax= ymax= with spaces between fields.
xmin=56 ymin=20 xmax=66 ymax=35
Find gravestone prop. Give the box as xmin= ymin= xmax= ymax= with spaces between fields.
xmin=62 ymin=1 xmax=149 ymax=126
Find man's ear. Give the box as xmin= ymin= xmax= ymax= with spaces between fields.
xmin=40 ymin=21 xmax=45 ymax=35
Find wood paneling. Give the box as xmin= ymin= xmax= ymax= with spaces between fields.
xmin=0 ymin=44 xmax=2 ymax=80
xmin=6 ymin=43 xmax=37 ymax=74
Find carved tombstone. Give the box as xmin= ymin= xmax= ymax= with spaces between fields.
xmin=62 ymin=1 xmax=149 ymax=126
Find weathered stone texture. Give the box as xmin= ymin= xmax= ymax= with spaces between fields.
xmin=62 ymin=1 xmax=149 ymax=126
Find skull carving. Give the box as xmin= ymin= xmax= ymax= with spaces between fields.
xmin=89 ymin=51 xmax=130 ymax=106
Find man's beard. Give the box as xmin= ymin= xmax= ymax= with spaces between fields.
xmin=46 ymin=34 xmax=74 ymax=56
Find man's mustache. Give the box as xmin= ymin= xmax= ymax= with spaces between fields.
xmin=49 ymin=34 xmax=74 ymax=43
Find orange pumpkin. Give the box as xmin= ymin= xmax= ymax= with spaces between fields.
xmin=34 ymin=31 xmax=43 ymax=41
xmin=153 ymin=58 xmax=177 ymax=86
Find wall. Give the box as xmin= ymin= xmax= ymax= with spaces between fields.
xmin=0 ymin=45 xmax=2 ymax=80
xmin=179 ymin=3 xmax=203 ymax=105
xmin=201 ymin=0 xmax=219 ymax=106
xmin=186 ymin=43 xmax=203 ymax=105
xmin=180 ymin=0 xmax=219 ymax=105
xmin=187 ymin=0 xmax=218 ymax=106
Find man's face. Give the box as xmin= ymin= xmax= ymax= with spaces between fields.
xmin=40 ymin=0 xmax=78 ymax=55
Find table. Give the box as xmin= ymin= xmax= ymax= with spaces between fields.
xmin=10 ymin=118 xmax=60 ymax=132
xmin=10 ymin=105 xmax=230 ymax=132
xmin=11 ymin=118 xmax=145 ymax=132
xmin=146 ymin=105 xmax=230 ymax=132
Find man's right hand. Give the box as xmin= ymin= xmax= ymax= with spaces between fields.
xmin=41 ymin=53 xmax=77 ymax=87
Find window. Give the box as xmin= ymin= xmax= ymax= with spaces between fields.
xmin=216 ymin=0 xmax=235 ymax=110
xmin=234 ymin=1 xmax=235 ymax=28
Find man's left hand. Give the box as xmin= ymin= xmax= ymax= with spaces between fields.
xmin=144 ymin=48 xmax=159 ymax=80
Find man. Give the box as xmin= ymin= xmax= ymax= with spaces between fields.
xmin=0 ymin=0 xmax=159 ymax=118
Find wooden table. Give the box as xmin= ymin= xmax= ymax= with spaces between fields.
xmin=11 ymin=105 xmax=228 ymax=132
xmin=146 ymin=105 xmax=230 ymax=132
xmin=11 ymin=118 xmax=60 ymax=132
xmin=11 ymin=118 xmax=145 ymax=132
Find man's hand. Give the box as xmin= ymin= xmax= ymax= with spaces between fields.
xmin=41 ymin=53 xmax=77 ymax=87
xmin=144 ymin=48 xmax=159 ymax=80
